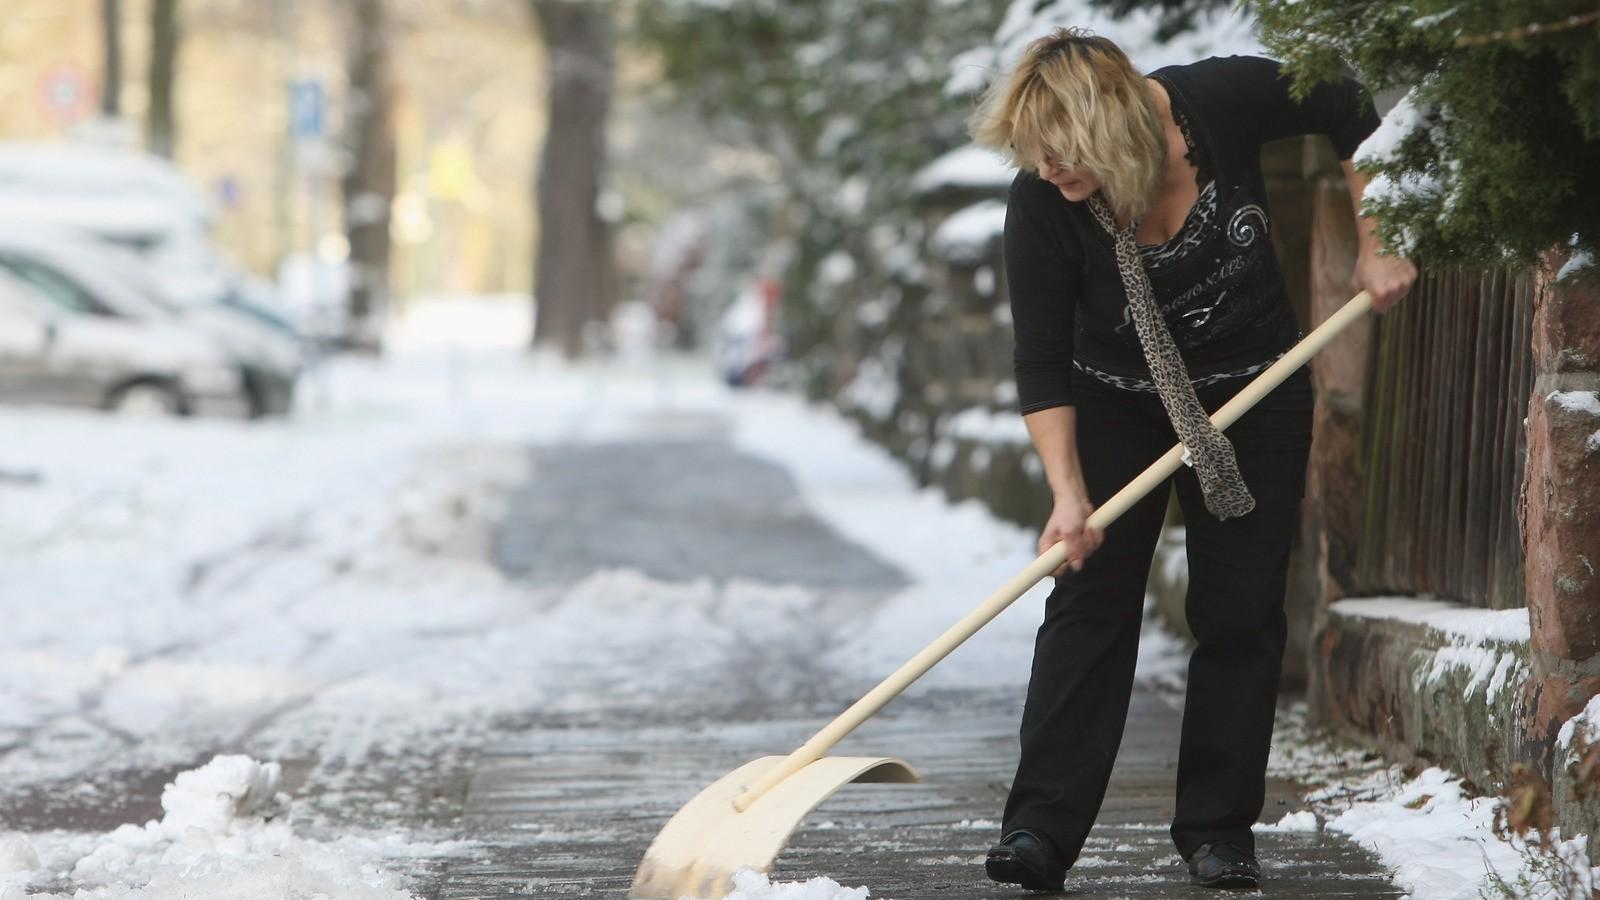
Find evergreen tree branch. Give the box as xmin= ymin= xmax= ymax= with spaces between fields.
xmin=1453 ymin=9 xmax=1600 ymax=48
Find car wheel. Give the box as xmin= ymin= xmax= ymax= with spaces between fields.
xmin=110 ymin=382 xmax=184 ymax=418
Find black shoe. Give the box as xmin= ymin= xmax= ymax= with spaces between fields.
xmin=1187 ymin=842 xmax=1261 ymax=889
xmin=985 ymin=829 xmax=1067 ymax=892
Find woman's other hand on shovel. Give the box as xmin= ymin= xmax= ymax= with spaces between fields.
xmin=1353 ymin=249 xmax=1417 ymax=314
xmin=1041 ymin=494 xmax=1103 ymax=576
xmin=1342 ymin=159 xmax=1419 ymax=314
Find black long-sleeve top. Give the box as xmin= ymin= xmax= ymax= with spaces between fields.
xmin=1006 ymin=55 xmax=1381 ymax=413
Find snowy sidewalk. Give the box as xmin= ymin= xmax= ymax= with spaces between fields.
xmin=437 ymin=407 xmax=1404 ymax=898
xmin=0 ymin=324 xmax=1420 ymax=897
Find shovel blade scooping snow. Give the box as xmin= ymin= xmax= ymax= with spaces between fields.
xmin=630 ymin=754 xmax=918 ymax=899
xmin=631 ymin=292 xmax=1377 ymax=900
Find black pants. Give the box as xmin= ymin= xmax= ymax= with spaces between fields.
xmin=1001 ymin=366 xmax=1313 ymax=864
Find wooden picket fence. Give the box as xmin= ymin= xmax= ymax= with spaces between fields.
xmin=1353 ymin=267 xmax=1535 ymax=609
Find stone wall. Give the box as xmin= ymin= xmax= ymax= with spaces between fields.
xmin=1306 ymin=245 xmax=1600 ymax=852
xmin=1520 ymin=259 xmax=1600 ymax=848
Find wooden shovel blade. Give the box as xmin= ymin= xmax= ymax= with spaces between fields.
xmin=630 ymin=755 xmax=919 ymax=899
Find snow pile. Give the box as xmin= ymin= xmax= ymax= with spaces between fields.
xmin=718 ymin=869 xmax=870 ymax=900
xmin=0 ymin=755 xmax=458 ymax=900
xmin=1271 ymin=703 xmax=1600 ymax=900
xmin=0 ymin=836 xmax=39 ymax=878
xmin=151 ymin=755 xmax=284 ymax=836
xmin=1327 ymin=767 xmax=1596 ymax=900
xmin=1260 ymin=810 xmax=1318 ymax=832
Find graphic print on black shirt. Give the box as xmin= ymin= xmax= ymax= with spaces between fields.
xmin=1114 ymin=73 xmax=1282 ymax=354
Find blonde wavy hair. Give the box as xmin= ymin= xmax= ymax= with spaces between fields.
xmin=969 ymin=28 xmax=1166 ymax=222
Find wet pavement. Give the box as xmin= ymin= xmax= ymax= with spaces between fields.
xmin=440 ymin=420 xmax=1405 ymax=898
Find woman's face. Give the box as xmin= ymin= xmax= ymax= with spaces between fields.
xmin=1037 ymin=159 xmax=1100 ymax=202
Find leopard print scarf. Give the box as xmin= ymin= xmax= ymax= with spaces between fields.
xmin=1087 ymin=193 xmax=1255 ymax=520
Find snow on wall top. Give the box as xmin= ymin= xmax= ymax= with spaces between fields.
xmin=1330 ymin=597 xmax=1531 ymax=645
xmin=911 ymin=145 xmax=1015 ymax=195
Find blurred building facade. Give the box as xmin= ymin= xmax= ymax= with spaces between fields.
xmin=0 ymin=0 xmax=543 ymax=300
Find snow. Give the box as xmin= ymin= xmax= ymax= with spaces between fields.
xmin=1330 ymin=597 xmax=1530 ymax=644
xmin=1330 ymin=598 xmax=1528 ymax=700
xmin=1271 ymin=705 xmax=1600 ymax=900
xmin=0 ymin=141 xmax=212 ymax=225
xmin=1355 ymin=87 xmax=1429 ymax=168
xmin=1364 ymin=168 xmax=1442 ymax=213
xmin=930 ymin=200 xmax=1006 ymax=264
xmin=942 ymin=406 xmax=1032 ymax=445
xmin=1550 ymin=389 xmax=1600 ymax=418
xmin=1558 ymin=693 xmax=1600 ymax=750
xmin=721 ymin=869 xmax=869 ymax=900
xmin=0 ymin=756 xmax=470 ymax=900
xmin=1411 ymin=8 xmax=1460 ymax=29
xmin=1558 ymin=248 xmax=1594 ymax=282
xmin=910 ymin=145 xmax=1014 ymax=194
xmin=1326 ymin=767 xmax=1598 ymax=900
xmin=1260 ymin=810 xmax=1318 ymax=832
xmin=155 ymin=755 xmax=283 ymax=834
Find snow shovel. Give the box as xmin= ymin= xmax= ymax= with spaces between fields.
xmin=630 ymin=291 xmax=1376 ymax=900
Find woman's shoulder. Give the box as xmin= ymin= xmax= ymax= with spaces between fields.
xmin=1152 ymin=55 xmax=1294 ymax=152
xmin=1153 ymin=54 xmax=1284 ymax=88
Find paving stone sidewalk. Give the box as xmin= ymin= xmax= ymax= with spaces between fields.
xmin=446 ymin=421 xmax=1404 ymax=898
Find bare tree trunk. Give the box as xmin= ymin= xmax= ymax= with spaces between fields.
xmin=147 ymin=0 xmax=180 ymax=158
xmin=530 ymin=0 xmax=616 ymax=357
xmin=101 ymin=0 xmax=122 ymax=116
xmin=341 ymin=0 xmax=396 ymax=354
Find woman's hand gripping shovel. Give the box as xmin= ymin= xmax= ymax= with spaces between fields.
xmin=631 ymin=292 xmax=1377 ymax=900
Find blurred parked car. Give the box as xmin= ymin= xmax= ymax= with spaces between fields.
xmin=0 ymin=228 xmax=300 ymax=416
xmin=0 ymin=141 xmax=309 ymax=347
xmin=0 ymin=268 xmax=247 ymax=417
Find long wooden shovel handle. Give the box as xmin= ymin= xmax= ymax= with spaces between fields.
xmin=733 ymin=291 xmax=1374 ymax=812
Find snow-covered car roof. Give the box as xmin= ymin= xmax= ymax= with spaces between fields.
xmin=0 ymin=142 xmax=212 ymax=227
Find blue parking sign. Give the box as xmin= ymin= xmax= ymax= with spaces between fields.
xmin=289 ymin=78 xmax=325 ymax=140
